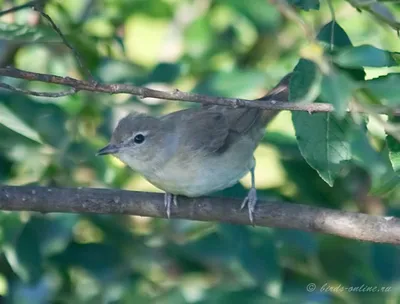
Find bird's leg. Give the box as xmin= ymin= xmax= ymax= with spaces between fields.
xmin=164 ymin=193 xmax=178 ymax=218
xmin=241 ymin=162 xmax=257 ymax=225
xmin=164 ymin=193 xmax=172 ymax=218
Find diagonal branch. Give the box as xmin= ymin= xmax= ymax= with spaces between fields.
xmin=34 ymin=9 xmax=94 ymax=81
xmin=0 ymin=185 xmax=399 ymax=244
xmin=0 ymin=0 xmax=37 ymax=17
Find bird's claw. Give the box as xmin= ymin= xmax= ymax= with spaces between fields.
xmin=164 ymin=193 xmax=178 ymax=218
xmin=241 ymin=188 xmax=257 ymax=225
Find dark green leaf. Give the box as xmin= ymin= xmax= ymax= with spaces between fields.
xmin=0 ymin=93 xmax=68 ymax=148
xmin=320 ymin=71 xmax=355 ymax=117
xmin=148 ymin=63 xmax=182 ymax=83
xmin=319 ymin=237 xmax=367 ymax=283
xmin=29 ymin=215 xmax=78 ymax=256
xmin=292 ymin=113 xmax=352 ymax=186
xmin=198 ymin=288 xmax=278 ymax=304
xmin=351 ymin=129 xmax=389 ymax=179
xmin=289 ymin=59 xmax=320 ymax=102
xmin=287 ymin=0 xmax=320 ymax=11
xmin=371 ymin=243 xmax=400 ymax=283
xmin=276 ymin=230 xmax=318 ymax=255
xmin=335 ymin=45 xmax=399 ymax=68
xmin=219 ymin=225 xmax=281 ymax=288
xmin=181 ymin=232 xmax=235 ymax=264
xmin=5 ymin=221 xmax=43 ymax=283
xmin=317 ymin=21 xmax=352 ymax=48
xmin=7 ymin=278 xmax=53 ymax=304
xmin=52 ymin=243 xmax=125 ymax=281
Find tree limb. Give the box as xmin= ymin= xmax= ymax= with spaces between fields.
xmin=1 ymin=67 xmax=400 ymax=115
xmin=0 ymin=185 xmax=399 ymax=244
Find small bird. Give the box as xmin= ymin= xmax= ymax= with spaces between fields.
xmin=97 ymin=73 xmax=291 ymax=223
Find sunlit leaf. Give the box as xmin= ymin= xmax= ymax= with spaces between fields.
xmin=0 ymin=22 xmax=60 ymax=42
xmin=0 ymin=104 xmax=42 ymax=143
xmin=366 ymin=74 xmax=400 ymax=106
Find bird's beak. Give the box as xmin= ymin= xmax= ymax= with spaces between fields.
xmin=96 ymin=144 xmax=120 ymax=156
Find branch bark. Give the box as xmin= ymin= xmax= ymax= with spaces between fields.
xmin=1 ymin=67 xmax=400 ymax=116
xmin=0 ymin=185 xmax=399 ymax=244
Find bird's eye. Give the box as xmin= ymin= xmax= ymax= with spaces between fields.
xmin=133 ymin=134 xmax=145 ymax=144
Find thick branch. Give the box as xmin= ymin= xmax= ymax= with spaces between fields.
xmin=1 ymin=67 xmax=399 ymax=115
xmin=0 ymin=185 xmax=399 ymax=244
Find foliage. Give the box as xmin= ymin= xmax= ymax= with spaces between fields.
xmin=0 ymin=0 xmax=399 ymax=303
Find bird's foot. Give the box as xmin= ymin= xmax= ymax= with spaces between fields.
xmin=241 ymin=187 xmax=257 ymax=225
xmin=164 ymin=193 xmax=178 ymax=218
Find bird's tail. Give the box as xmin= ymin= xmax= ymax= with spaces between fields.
xmin=259 ymin=73 xmax=292 ymax=125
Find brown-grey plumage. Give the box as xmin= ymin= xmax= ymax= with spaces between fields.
xmin=97 ymin=73 xmax=292 ymax=222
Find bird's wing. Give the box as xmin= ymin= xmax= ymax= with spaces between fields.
xmin=202 ymin=73 xmax=292 ymax=135
xmin=178 ymin=109 xmax=231 ymax=153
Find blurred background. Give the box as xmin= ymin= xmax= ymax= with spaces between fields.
xmin=0 ymin=0 xmax=399 ymax=303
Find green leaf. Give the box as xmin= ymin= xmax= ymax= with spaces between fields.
xmin=317 ymin=21 xmax=352 ymax=49
xmin=319 ymin=237 xmax=367 ymax=283
xmin=334 ymin=45 xmax=399 ymax=68
xmin=181 ymin=232 xmax=235 ymax=264
xmin=198 ymin=288 xmax=277 ymax=304
xmin=148 ymin=63 xmax=183 ymax=83
xmin=218 ymin=225 xmax=281 ymax=289
xmin=276 ymin=230 xmax=318 ymax=255
xmin=287 ymin=0 xmax=320 ymax=11
xmin=292 ymin=113 xmax=352 ymax=186
xmin=7 ymin=278 xmax=53 ymax=304
xmin=228 ymin=0 xmax=282 ymax=32
xmin=351 ymin=125 xmax=389 ymax=180
xmin=386 ymin=117 xmax=400 ymax=175
xmin=320 ymin=71 xmax=355 ymax=117
xmin=0 ymin=103 xmax=42 ymax=143
xmin=184 ymin=16 xmax=214 ymax=58
xmin=387 ymin=136 xmax=400 ymax=174
xmin=29 ymin=215 xmax=78 ymax=256
xmin=4 ymin=221 xmax=43 ymax=283
xmin=0 ymin=21 xmax=60 ymax=42
xmin=194 ymin=70 xmax=267 ymax=98
xmin=52 ymin=242 xmax=125 ymax=281
xmin=366 ymin=74 xmax=400 ymax=106
xmin=372 ymin=243 xmax=400 ymax=283
xmin=289 ymin=59 xmax=321 ymax=103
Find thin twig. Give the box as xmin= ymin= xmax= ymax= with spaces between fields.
xmin=0 ymin=82 xmax=78 ymax=97
xmin=326 ymin=0 xmax=336 ymax=51
xmin=347 ymin=0 xmax=400 ymax=33
xmin=34 ymin=8 xmax=94 ymax=81
xmin=1 ymin=66 xmax=400 ymax=115
xmin=0 ymin=0 xmax=37 ymax=17
xmin=269 ymin=0 xmax=331 ymax=73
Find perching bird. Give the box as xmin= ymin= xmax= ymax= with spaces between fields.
xmin=97 ymin=73 xmax=291 ymax=223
